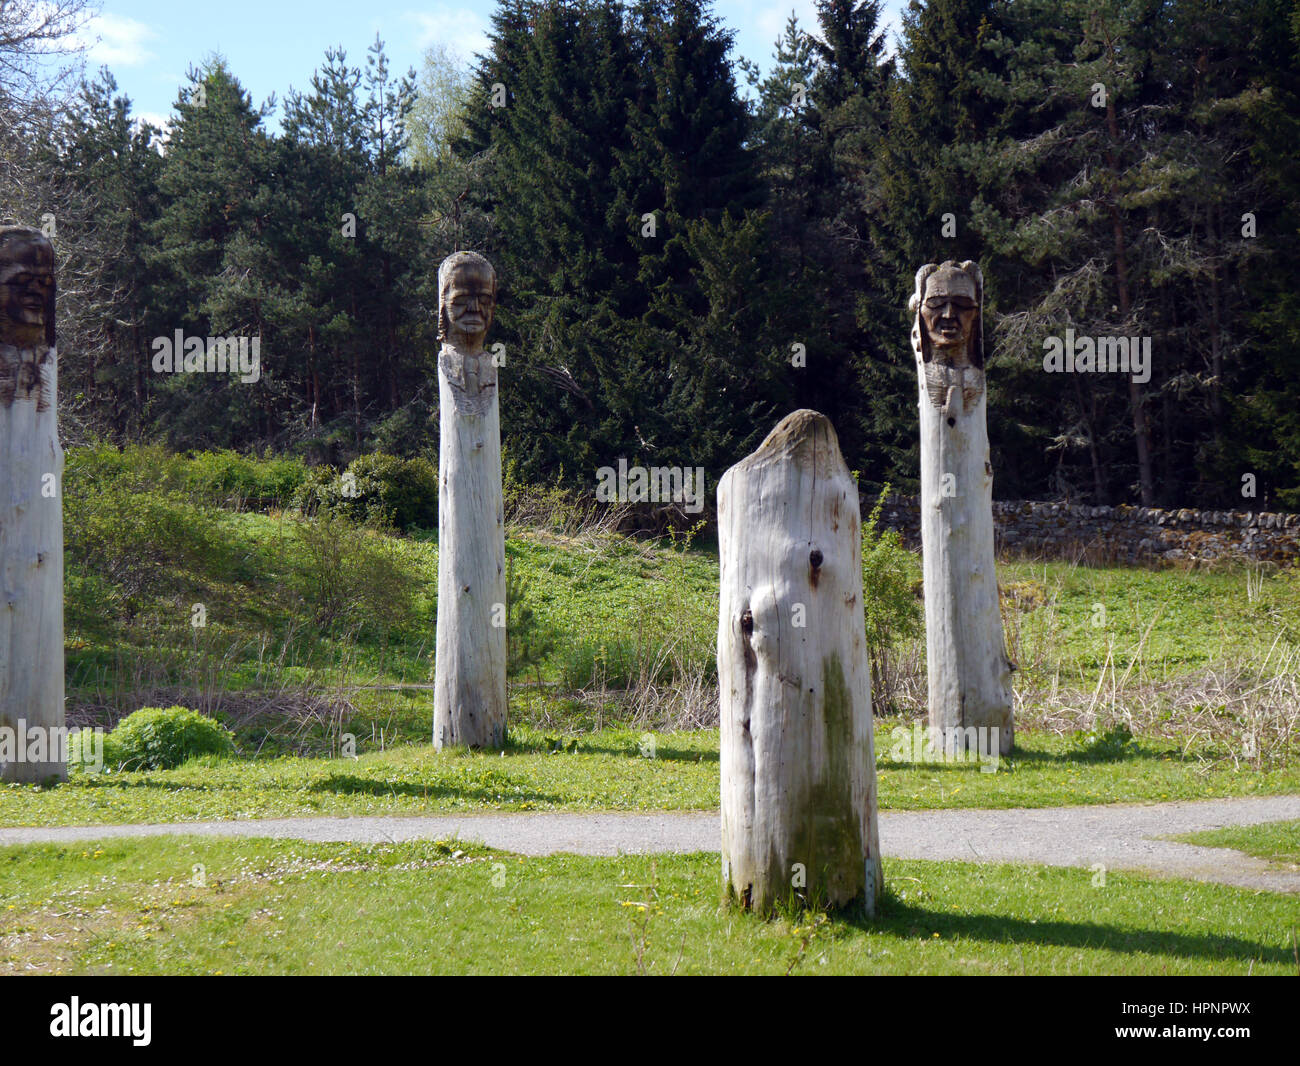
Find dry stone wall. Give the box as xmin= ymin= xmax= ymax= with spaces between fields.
xmin=874 ymin=494 xmax=1300 ymax=565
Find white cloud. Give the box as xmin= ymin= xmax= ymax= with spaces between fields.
xmin=76 ymin=12 xmax=158 ymax=68
xmin=135 ymin=110 xmax=171 ymax=133
xmin=400 ymin=8 xmax=490 ymax=64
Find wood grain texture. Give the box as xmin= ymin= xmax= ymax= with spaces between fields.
xmin=432 ymin=345 xmax=507 ymax=750
xmin=0 ymin=343 xmax=65 ymax=782
xmin=717 ymin=409 xmax=882 ymax=915
xmin=915 ymin=349 xmax=1014 ymax=756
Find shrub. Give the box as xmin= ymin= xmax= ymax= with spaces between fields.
xmin=289 ymin=510 xmax=425 ymax=636
xmin=505 ymin=557 xmax=557 ymax=686
xmin=1073 ymin=723 xmax=1134 ymax=760
xmin=63 ymin=477 xmax=236 ymax=626
xmin=181 ymin=449 xmax=310 ymax=510
xmin=861 ymin=485 xmax=923 ymax=714
xmin=294 ymin=453 xmax=438 ymax=532
xmin=108 ymin=706 xmax=236 ymax=771
xmin=65 ymin=443 xmax=309 ymax=512
xmin=67 ymin=728 xmax=123 ymax=774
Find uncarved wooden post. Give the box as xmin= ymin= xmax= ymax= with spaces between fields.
xmin=0 ymin=227 xmax=65 ymax=783
xmin=911 ymin=261 xmax=1014 ymax=756
xmin=717 ymin=410 xmax=882 ymax=915
xmin=433 ymin=252 xmax=507 ymax=750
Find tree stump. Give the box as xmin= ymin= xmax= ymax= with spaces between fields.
xmin=432 ymin=252 xmax=507 ymax=750
xmin=911 ymin=261 xmax=1014 ymax=756
xmin=0 ymin=227 xmax=65 ymax=783
xmin=717 ymin=409 xmax=882 ymax=915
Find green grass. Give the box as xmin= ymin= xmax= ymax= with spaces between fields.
xmin=1171 ymin=820 xmax=1300 ymax=868
xmin=3 ymin=726 xmax=1297 ymax=828
xmin=2 ymin=836 xmax=1295 ymax=975
xmin=63 ymin=444 xmax=1300 ymax=716
xmin=997 ymin=560 xmax=1298 ymax=675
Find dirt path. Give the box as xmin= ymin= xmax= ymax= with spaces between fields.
xmin=2 ymin=795 xmax=1296 ymax=892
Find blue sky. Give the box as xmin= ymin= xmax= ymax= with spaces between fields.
xmin=65 ymin=0 xmax=909 ymax=131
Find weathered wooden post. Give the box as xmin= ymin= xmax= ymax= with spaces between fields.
xmin=432 ymin=251 xmax=507 ymax=750
xmin=0 ymin=227 xmax=65 ymax=783
xmin=911 ymin=261 xmax=1014 ymax=756
xmin=717 ymin=410 xmax=882 ymax=915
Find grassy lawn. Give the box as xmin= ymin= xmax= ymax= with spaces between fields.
xmin=3 ymin=725 xmax=1297 ymax=827
xmin=1 ymin=836 xmax=1295 ymax=975
xmin=1171 ymin=821 xmax=1300 ymax=868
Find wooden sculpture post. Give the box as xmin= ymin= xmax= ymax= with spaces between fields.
xmin=0 ymin=227 xmax=65 ymax=783
xmin=432 ymin=252 xmax=507 ymax=750
xmin=911 ymin=260 xmax=1014 ymax=757
xmin=717 ymin=410 xmax=882 ymax=915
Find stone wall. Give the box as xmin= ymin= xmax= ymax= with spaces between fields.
xmin=872 ymin=494 xmax=1300 ymax=565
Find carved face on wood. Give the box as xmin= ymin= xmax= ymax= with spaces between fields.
xmin=911 ymin=260 xmax=983 ymax=370
xmin=438 ymin=252 xmax=497 ymax=351
xmin=920 ymin=267 xmax=978 ymax=364
xmin=0 ymin=230 xmax=55 ymax=349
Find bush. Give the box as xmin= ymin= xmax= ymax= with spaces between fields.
xmin=65 ymin=443 xmax=310 ymax=512
xmin=63 ymin=477 xmax=237 ymax=627
xmin=67 ymin=728 xmax=123 ymax=774
xmin=180 ymin=449 xmax=310 ymax=510
xmin=1073 ymin=723 xmax=1134 ymax=760
xmin=556 ymin=633 xmax=647 ymax=691
xmin=861 ymin=486 xmax=923 ymax=714
xmin=505 ymin=557 xmax=557 ymax=685
xmin=294 ymin=453 xmax=438 ymax=532
xmin=289 ymin=510 xmax=425 ymax=636
xmin=107 ymin=706 xmax=236 ymax=771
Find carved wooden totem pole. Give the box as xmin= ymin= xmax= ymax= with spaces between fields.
xmin=717 ymin=410 xmax=882 ymax=916
xmin=912 ymin=261 xmax=1013 ymax=756
xmin=0 ymin=227 xmax=65 ymax=782
xmin=432 ymin=252 xmax=507 ymax=750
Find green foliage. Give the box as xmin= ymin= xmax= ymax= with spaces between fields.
xmin=67 ymin=729 xmax=123 ymax=774
xmin=1072 ymin=723 xmax=1135 ymax=761
xmin=556 ymin=633 xmax=648 ymax=692
xmin=293 ymin=453 xmax=438 ymax=532
xmin=288 ymin=510 xmax=425 ymax=636
xmin=107 ymin=706 xmax=236 ymax=771
xmin=505 ymin=556 xmax=557 ymax=686
xmin=860 ymin=486 xmax=923 ymax=712
xmin=65 ymin=443 xmax=309 ymax=511
xmin=179 ymin=449 xmax=310 ymax=510
xmin=63 ymin=472 xmax=238 ymax=628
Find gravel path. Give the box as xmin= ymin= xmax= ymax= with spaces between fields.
xmin=1 ymin=795 xmax=1296 ymax=892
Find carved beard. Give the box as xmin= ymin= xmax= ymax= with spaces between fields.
xmin=913 ymin=319 xmax=983 ymax=414
xmin=0 ymin=343 xmax=54 ymax=411
xmin=923 ymin=361 xmax=984 ymax=414
xmin=439 ymin=343 xmax=497 ymax=417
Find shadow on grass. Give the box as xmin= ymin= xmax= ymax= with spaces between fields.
xmin=304 ymin=772 xmax=567 ymax=806
xmin=504 ymin=735 xmax=718 ymax=762
xmin=63 ymin=776 xmax=222 ymax=792
xmin=830 ymin=895 xmax=1296 ymax=967
xmin=61 ymin=770 xmax=569 ymax=808
xmin=878 ymin=747 xmax=1165 ymax=773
